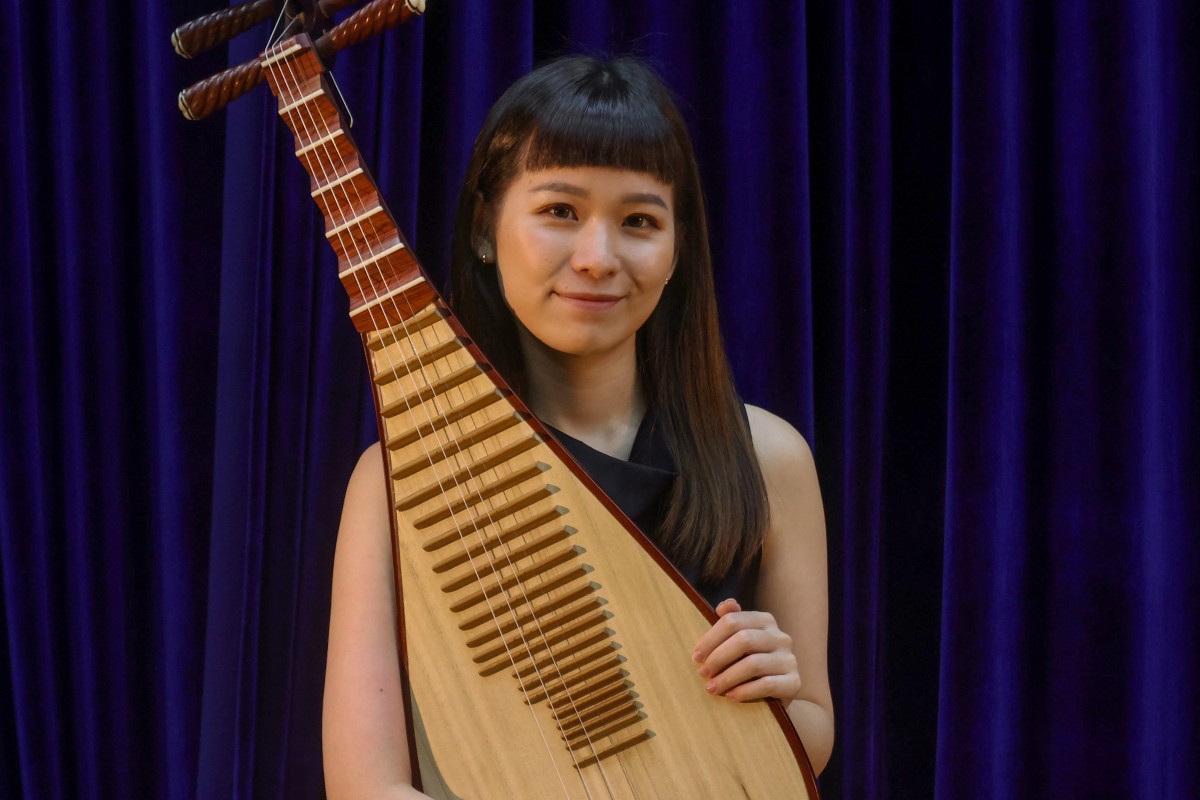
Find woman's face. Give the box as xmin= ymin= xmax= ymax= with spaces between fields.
xmin=490 ymin=166 xmax=677 ymax=362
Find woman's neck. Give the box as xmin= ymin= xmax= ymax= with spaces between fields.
xmin=517 ymin=332 xmax=646 ymax=460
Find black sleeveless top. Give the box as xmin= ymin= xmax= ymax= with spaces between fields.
xmin=546 ymin=410 xmax=761 ymax=610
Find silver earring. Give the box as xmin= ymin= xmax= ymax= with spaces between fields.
xmin=476 ymin=240 xmax=495 ymax=264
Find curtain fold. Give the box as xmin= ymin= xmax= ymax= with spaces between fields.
xmin=807 ymin=1 xmax=895 ymax=795
xmin=1 ymin=1 xmax=1196 ymax=798
xmin=938 ymin=2 xmax=1199 ymax=797
xmin=2 ymin=0 xmax=226 ymax=796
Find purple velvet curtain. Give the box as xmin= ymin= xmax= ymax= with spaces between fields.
xmin=2 ymin=1 xmax=1196 ymax=798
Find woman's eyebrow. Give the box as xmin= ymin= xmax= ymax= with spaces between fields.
xmin=621 ymin=192 xmax=668 ymax=209
xmin=529 ymin=181 xmax=587 ymax=196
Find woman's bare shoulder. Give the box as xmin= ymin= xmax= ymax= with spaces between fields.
xmin=349 ymin=440 xmax=385 ymax=485
xmin=743 ymin=404 xmax=817 ymax=486
xmin=342 ymin=441 xmax=390 ymax=530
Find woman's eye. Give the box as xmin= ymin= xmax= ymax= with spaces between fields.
xmin=545 ymin=204 xmax=576 ymax=220
xmin=625 ymin=214 xmax=658 ymax=230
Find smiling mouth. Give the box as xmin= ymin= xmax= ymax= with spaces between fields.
xmin=554 ymin=292 xmax=623 ymax=310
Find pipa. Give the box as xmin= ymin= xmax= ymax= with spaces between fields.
xmin=176 ymin=2 xmax=819 ymax=796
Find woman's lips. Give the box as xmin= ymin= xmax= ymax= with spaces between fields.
xmin=554 ymin=292 xmax=623 ymax=311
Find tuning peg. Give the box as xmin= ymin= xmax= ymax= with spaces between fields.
xmin=172 ymin=0 xmax=284 ymax=59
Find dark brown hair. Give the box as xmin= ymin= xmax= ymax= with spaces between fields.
xmin=449 ymin=56 xmax=768 ymax=582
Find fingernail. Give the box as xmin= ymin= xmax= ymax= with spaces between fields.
xmin=692 ymin=650 xmax=702 ymax=662
xmin=698 ymin=666 xmax=710 ymax=678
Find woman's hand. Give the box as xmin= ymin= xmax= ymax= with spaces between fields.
xmin=691 ymin=598 xmax=802 ymax=703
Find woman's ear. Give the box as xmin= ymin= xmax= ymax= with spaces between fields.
xmin=471 ymin=191 xmax=496 ymax=263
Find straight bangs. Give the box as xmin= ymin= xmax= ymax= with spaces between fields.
xmin=472 ymin=57 xmax=693 ymax=208
xmin=517 ymin=97 xmax=688 ymax=189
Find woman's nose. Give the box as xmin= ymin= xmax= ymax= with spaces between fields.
xmin=570 ymin=220 xmax=620 ymax=277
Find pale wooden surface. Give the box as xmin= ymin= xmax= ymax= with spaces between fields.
xmin=369 ymin=309 xmax=812 ymax=799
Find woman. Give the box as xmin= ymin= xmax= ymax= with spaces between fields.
xmin=324 ymin=55 xmax=833 ymax=798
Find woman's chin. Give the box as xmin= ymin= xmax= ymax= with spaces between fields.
xmin=521 ymin=331 xmax=636 ymax=364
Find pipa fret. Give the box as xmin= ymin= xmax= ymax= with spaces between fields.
xmin=430 ymin=509 xmax=567 ymax=571
xmin=260 ymin=39 xmax=434 ymax=331
xmin=439 ymin=527 xmax=573 ymax=593
xmin=462 ymin=583 xmax=595 ymax=646
xmin=457 ymin=567 xmax=589 ymax=631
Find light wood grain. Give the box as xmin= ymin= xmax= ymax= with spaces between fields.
xmin=371 ymin=312 xmax=813 ymax=799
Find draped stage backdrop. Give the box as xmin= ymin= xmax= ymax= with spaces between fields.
xmin=1 ymin=1 xmax=1197 ymax=797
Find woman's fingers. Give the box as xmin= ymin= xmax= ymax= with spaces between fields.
xmin=696 ymin=609 xmax=787 ymax=666
xmin=703 ymin=650 xmax=801 ymax=698
xmin=692 ymin=600 xmax=800 ymax=701
xmin=714 ymin=597 xmax=742 ymax=616
xmin=691 ymin=598 xmax=743 ymax=663
xmin=718 ymin=673 xmax=800 ymax=703
xmin=692 ymin=602 xmax=774 ymax=664
xmin=697 ymin=627 xmax=779 ymax=677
